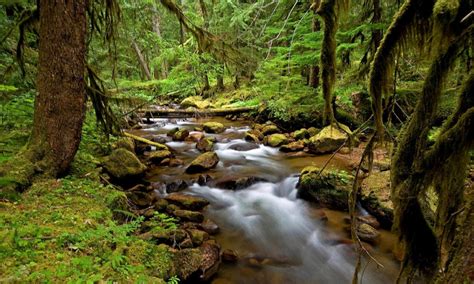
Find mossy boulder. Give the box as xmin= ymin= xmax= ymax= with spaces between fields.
xmin=360 ymin=171 xmax=394 ymax=229
xmin=186 ymin=152 xmax=219 ymax=174
xmin=172 ymin=129 xmax=190 ymax=141
xmin=173 ymin=210 xmax=204 ymax=223
xmin=114 ymin=137 xmax=135 ymax=152
xmin=292 ymin=128 xmax=310 ymax=140
xmin=164 ymin=193 xmax=210 ymax=210
xmin=279 ymin=141 xmax=305 ymax=152
xmin=261 ymin=124 xmax=280 ymax=136
xmin=308 ymin=127 xmax=320 ymax=137
xmin=170 ymin=241 xmax=220 ymax=281
xmin=148 ymin=150 xmax=173 ymax=164
xmin=356 ymin=223 xmax=380 ymax=244
xmin=103 ymin=148 xmax=146 ymax=180
xmin=264 ymin=134 xmax=289 ymax=147
xmin=308 ymin=125 xmax=349 ymax=154
xmin=297 ymin=166 xmax=353 ymax=210
xmin=188 ymin=229 xmax=209 ymax=246
xmin=203 ymin=122 xmax=225 ymax=134
xmin=167 ymin=127 xmax=179 ymax=137
xmin=196 ymin=138 xmax=214 ymax=152
xmin=245 ymin=129 xmax=263 ymax=142
xmin=181 ymin=96 xmax=210 ymax=109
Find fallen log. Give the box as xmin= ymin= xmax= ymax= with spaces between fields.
xmin=123 ymin=132 xmax=168 ymax=150
xmin=139 ymin=106 xmax=258 ymax=118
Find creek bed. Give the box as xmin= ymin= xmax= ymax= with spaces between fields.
xmin=131 ymin=117 xmax=399 ymax=283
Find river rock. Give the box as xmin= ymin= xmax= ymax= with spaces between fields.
xmin=200 ymin=219 xmax=220 ymax=235
xmin=308 ymin=125 xmax=349 ymax=154
xmin=172 ymin=129 xmax=190 ymax=141
xmin=357 ymin=215 xmax=381 ymax=229
xmin=228 ymin=142 xmax=259 ymax=151
xmin=264 ymin=133 xmax=289 ymax=147
xmin=197 ymin=174 xmax=213 ymax=186
xmin=181 ymin=96 xmax=210 ymax=109
xmin=187 ymin=132 xmax=205 ymax=142
xmin=203 ymin=122 xmax=225 ymax=134
xmin=165 ymin=193 xmax=210 ymax=210
xmin=356 ymin=223 xmax=380 ymax=244
xmin=196 ymin=138 xmax=214 ymax=152
xmin=292 ymin=128 xmax=310 ymax=140
xmin=222 ymin=249 xmax=239 ymax=263
xmin=103 ymin=148 xmax=146 ymax=180
xmin=167 ymin=127 xmax=179 ymax=137
xmin=154 ymin=198 xmax=169 ymax=211
xmin=186 ymin=152 xmax=219 ymax=174
xmin=296 ymin=166 xmax=353 ymax=211
xmin=166 ymin=180 xmax=189 ymax=193
xmin=198 ymin=241 xmax=221 ymax=281
xmin=151 ymin=135 xmax=168 ymax=144
xmin=214 ymin=176 xmax=267 ymax=190
xmin=113 ymin=137 xmax=135 ymax=152
xmin=168 ymin=158 xmax=184 ymax=167
xmin=189 ymin=229 xmax=209 ymax=246
xmin=173 ymin=210 xmax=205 ymax=223
xmin=171 ymin=241 xmax=221 ymax=282
xmin=360 ymin=171 xmax=394 ymax=229
xmin=280 ymin=140 xmax=305 ymax=152
xmin=307 ymin=127 xmax=320 ymax=137
xmin=140 ymin=229 xmax=187 ymax=245
xmin=261 ymin=124 xmax=280 ymax=136
xmin=126 ymin=191 xmax=156 ymax=207
xmin=147 ymin=150 xmax=173 ymax=164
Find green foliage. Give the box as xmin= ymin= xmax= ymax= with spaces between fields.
xmin=0 ymin=176 xmax=172 ymax=282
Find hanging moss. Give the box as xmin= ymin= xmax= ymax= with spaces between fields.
xmin=368 ymin=0 xmax=435 ymax=138
xmin=390 ymin=23 xmax=473 ymax=279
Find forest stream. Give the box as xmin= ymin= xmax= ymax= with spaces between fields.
xmin=131 ymin=117 xmax=400 ymax=284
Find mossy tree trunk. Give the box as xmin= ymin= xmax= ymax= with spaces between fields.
xmin=309 ymin=1 xmax=321 ymax=89
xmin=318 ymin=0 xmax=338 ymax=125
xmin=368 ymin=0 xmax=435 ymax=139
xmin=27 ymin=0 xmax=87 ymax=177
xmin=391 ymin=39 xmax=473 ymax=281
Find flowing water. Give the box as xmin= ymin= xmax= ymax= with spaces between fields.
xmin=133 ymin=117 xmax=399 ymax=284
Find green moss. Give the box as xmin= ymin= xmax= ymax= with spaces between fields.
xmin=103 ymin=148 xmax=146 ymax=180
xmin=0 ymin=176 xmax=172 ymax=282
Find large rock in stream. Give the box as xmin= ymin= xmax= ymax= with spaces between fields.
xmin=186 ymin=152 xmax=219 ymax=174
xmin=196 ymin=138 xmax=214 ymax=152
xmin=165 ymin=193 xmax=210 ymax=210
xmin=103 ymin=148 xmax=146 ymax=180
xmin=170 ymin=241 xmax=221 ymax=282
xmin=203 ymin=122 xmax=225 ymax=134
xmin=308 ymin=125 xmax=349 ymax=154
xmin=264 ymin=133 xmax=289 ymax=147
xmin=297 ymin=166 xmax=353 ymax=211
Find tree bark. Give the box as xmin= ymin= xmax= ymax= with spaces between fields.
xmin=132 ymin=40 xmax=152 ymax=80
xmin=152 ymin=5 xmax=168 ymax=79
xmin=318 ymin=0 xmax=338 ymax=125
xmin=28 ymin=0 xmax=87 ymax=176
xmin=309 ymin=5 xmax=320 ymax=88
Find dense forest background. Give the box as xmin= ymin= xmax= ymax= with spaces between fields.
xmin=0 ymin=0 xmax=473 ymax=283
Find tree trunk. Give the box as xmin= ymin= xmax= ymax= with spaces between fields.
xmin=28 ymin=0 xmax=87 ymax=176
xmin=152 ymin=5 xmax=168 ymax=79
xmin=309 ymin=5 xmax=321 ymax=88
xmin=132 ymin=40 xmax=152 ymax=80
xmin=318 ymin=0 xmax=337 ymax=125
